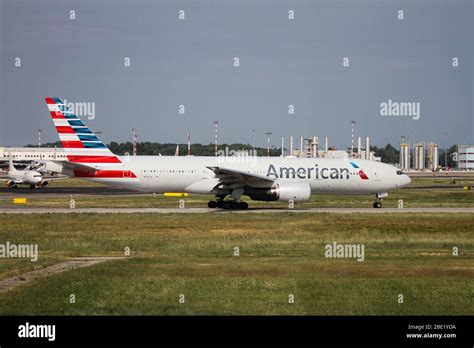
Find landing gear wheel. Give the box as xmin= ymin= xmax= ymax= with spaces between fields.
xmin=231 ymin=201 xmax=240 ymax=210
xmin=238 ymin=201 xmax=248 ymax=210
xmin=373 ymin=201 xmax=382 ymax=208
xmin=216 ymin=200 xmax=224 ymax=209
xmin=208 ymin=200 xmax=217 ymax=208
xmin=30 ymin=185 xmax=36 ymax=189
xmin=223 ymin=201 xmax=232 ymax=209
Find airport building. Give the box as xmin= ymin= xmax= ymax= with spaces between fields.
xmin=0 ymin=147 xmax=67 ymax=161
xmin=456 ymin=145 xmax=474 ymax=170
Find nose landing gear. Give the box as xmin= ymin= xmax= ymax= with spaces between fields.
xmin=373 ymin=193 xmax=383 ymax=208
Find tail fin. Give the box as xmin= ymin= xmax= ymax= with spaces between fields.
xmin=8 ymin=153 xmax=16 ymax=172
xmin=45 ymin=98 xmax=121 ymax=164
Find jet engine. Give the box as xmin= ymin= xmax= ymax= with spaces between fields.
xmin=6 ymin=180 xmax=17 ymax=188
xmin=38 ymin=180 xmax=49 ymax=187
xmin=243 ymin=181 xmax=311 ymax=202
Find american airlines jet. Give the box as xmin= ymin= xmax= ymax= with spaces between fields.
xmin=42 ymin=98 xmax=411 ymax=209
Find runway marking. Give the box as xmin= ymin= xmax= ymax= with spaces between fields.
xmin=0 ymin=207 xmax=473 ymax=214
xmin=0 ymin=257 xmax=125 ymax=294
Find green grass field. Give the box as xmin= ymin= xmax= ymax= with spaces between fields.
xmin=0 ymin=213 xmax=472 ymax=315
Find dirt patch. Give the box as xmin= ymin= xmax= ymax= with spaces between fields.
xmin=0 ymin=257 xmax=125 ymax=293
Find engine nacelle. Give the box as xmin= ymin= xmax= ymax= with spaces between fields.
xmin=243 ymin=181 xmax=311 ymax=202
xmin=6 ymin=180 xmax=17 ymax=188
xmin=38 ymin=180 xmax=49 ymax=187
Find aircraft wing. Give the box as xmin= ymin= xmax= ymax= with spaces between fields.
xmin=38 ymin=160 xmax=98 ymax=175
xmin=58 ymin=161 xmax=97 ymax=173
xmin=207 ymin=166 xmax=274 ymax=185
xmin=39 ymin=174 xmax=70 ymax=181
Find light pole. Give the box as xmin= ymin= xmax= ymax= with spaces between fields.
xmin=38 ymin=129 xmax=42 ymax=147
xmin=132 ymin=128 xmax=137 ymax=156
xmin=264 ymin=132 xmax=272 ymax=157
xmin=252 ymin=129 xmax=255 ymax=150
xmin=213 ymin=121 xmax=219 ymax=156
xmin=444 ymin=132 xmax=448 ymax=168
xmin=350 ymin=120 xmax=356 ymax=158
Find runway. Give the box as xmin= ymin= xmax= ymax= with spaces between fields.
xmin=0 ymin=207 xmax=473 ymax=214
xmin=0 ymin=184 xmax=468 ymax=203
xmin=0 ymin=186 xmax=137 ymax=196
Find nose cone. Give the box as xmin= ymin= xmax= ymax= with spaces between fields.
xmin=32 ymin=172 xmax=42 ymax=184
xmin=401 ymin=174 xmax=411 ymax=187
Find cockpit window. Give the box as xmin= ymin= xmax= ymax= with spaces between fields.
xmin=396 ymin=170 xmax=403 ymax=175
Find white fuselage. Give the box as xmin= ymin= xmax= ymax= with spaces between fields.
xmin=84 ymin=156 xmax=411 ymax=196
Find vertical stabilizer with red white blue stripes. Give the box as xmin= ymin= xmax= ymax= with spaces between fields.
xmin=46 ymin=97 xmax=137 ymax=179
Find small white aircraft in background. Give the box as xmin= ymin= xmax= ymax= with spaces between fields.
xmin=1 ymin=154 xmax=67 ymax=189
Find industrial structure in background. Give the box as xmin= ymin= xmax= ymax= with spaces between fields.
xmin=280 ymin=135 xmax=378 ymax=161
xmin=399 ymin=137 xmax=440 ymax=172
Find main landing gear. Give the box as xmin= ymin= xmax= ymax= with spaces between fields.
xmin=208 ymin=199 xmax=248 ymax=210
xmin=373 ymin=194 xmax=382 ymax=209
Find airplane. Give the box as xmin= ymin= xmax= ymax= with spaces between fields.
xmin=0 ymin=154 xmax=67 ymax=189
xmin=42 ymin=97 xmax=411 ymax=209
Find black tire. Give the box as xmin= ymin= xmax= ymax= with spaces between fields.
xmin=373 ymin=202 xmax=382 ymax=208
xmin=238 ymin=201 xmax=248 ymax=209
xmin=223 ymin=201 xmax=232 ymax=209
xmin=208 ymin=201 xmax=217 ymax=208
xmin=231 ymin=201 xmax=239 ymax=210
xmin=216 ymin=200 xmax=224 ymax=208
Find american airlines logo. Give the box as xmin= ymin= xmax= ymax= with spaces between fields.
xmin=267 ymin=164 xmax=349 ymax=180
xmin=266 ymin=162 xmax=368 ymax=180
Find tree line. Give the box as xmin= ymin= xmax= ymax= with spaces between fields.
xmin=27 ymin=141 xmax=458 ymax=167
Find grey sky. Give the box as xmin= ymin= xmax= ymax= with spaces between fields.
xmin=1 ymin=0 xmax=473 ymax=149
